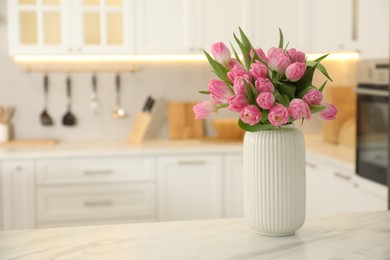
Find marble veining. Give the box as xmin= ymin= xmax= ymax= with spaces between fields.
xmin=0 ymin=211 xmax=389 ymax=260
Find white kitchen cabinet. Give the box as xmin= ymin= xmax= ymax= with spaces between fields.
xmin=247 ymin=0 xmax=310 ymax=52
xmin=308 ymin=0 xmax=356 ymax=53
xmin=157 ymin=154 xmax=223 ymax=221
xmin=7 ymin=0 xmax=68 ymax=55
xmin=357 ymin=0 xmax=389 ymax=59
xmin=7 ymin=0 xmax=134 ymax=55
xmin=1 ymin=160 xmax=35 ymax=230
xmin=36 ymin=183 xmax=156 ymax=227
xmin=306 ymin=152 xmax=387 ymax=216
xmin=194 ymin=0 xmax=251 ymax=52
xmin=35 ymin=156 xmax=157 ymax=227
xmin=135 ymin=0 xmax=197 ymax=54
xmin=224 ymin=153 xmax=244 ymax=218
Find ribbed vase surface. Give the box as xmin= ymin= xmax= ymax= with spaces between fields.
xmin=243 ymin=125 xmax=305 ymax=236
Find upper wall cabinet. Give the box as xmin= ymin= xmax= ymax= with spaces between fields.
xmin=308 ymin=0 xmax=356 ymax=53
xmin=247 ymin=0 xmax=310 ymax=52
xmin=194 ymin=0 xmax=251 ymax=53
xmin=357 ymin=0 xmax=389 ymax=60
xmin=7 ymin=0 xmax=134 ymax=55
xmin=134 ymin=0 xmax=251 ymax=55
xmin=135 ymin=0 xmax=196 ymax=54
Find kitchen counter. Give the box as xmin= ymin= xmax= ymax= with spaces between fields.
xmin=0 ymin=135 xmax=354 ymax=165
xmin=0 ymin=211 xmax=388 ymax=260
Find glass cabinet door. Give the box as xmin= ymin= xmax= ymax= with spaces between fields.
xmin=9 ymin=0 xmax=66 ymax=54
xmin=78 ymin=0 xmax=133 ymax=53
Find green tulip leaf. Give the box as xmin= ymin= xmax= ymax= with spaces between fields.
xmin=198 ymin=90 xmax=210 ymax=95
xmin=310 ymin=104 xmax=326 ymax=114
xmin=238 ymin=118 xmax=275 ymax=132
xmin=317 ymin=63 xmax=333 ymax=82
xmin=278 ymin=28 xmax=284 ymax=49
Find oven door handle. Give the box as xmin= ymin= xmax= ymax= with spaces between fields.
xmin=355 ymin=88 xmax=389 ymax=97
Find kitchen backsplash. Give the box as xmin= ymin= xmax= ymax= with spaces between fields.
xmin=0 ymin=2 xmax=357 ymax=141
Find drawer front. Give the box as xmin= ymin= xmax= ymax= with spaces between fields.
xmin=36 ymin=157 xmax=155 ymax=185
xmin=37 ymin=184 xmax=156 ymax=224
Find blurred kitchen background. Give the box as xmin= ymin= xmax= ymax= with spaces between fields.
xmin=0 ymin=0 xmax=388 ymax=230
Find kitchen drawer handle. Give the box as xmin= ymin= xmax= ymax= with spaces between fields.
xmin=84 ymin=200 xmax=113 ymax=207
xmin=83 ymin=170 xmax=113 ymax=175
xmin=306 ymin=162 xmax=317 ymax=169
xmin=334 ymin=171 xmax=351 ymax=181
xmin=177 ymin=160 xmax=206 ymax=165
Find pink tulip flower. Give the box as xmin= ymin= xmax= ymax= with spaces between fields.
xmin=267 ymin=47 xmax=284 ymax=70
xmin=268 ymin=104 xmax=289 ymax=127
xmin=250 ymin=48 xmax=267 ymax=62
xmin=285 ymin=62 xmax=306 ymax=82
xmin=193 ymin=101 xmax=217 ymax=119
xmin=288 ymin=98 xmax=311 ymax=120
xmin=227 ymin=95 xmax=249 ymax=113
xmin=255 ymin=77 xmax=275 ymax=93
xmin=233 ymin=77 xmax=248 ymax=95
xmin=211 ymin=42 xmax=231 ymax=65
xmin=208 ymin=79 xmax=233 ymax=104
xmin=302 ymin=89 xmax=323 ymax=105
xmin=249 ymin=60 xmax=267 ymax=80
xmin=256 ymin=92 xmax=275 ymax=110
xmin=228 ymin=58 xmax=242 ymax=69
xmin=288 ymin=48 xmax=306 ymax=63
xmin=275 ymin=53 xmax=292 ymax=75
xmin=227 ymin=65 xmax=250 ymax=83
xmin=240 ymin=105 xmax=262 ymax=126
xmin=317 ymin=103 xmax=338 ymax=120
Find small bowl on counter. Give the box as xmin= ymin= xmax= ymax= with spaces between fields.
xmin=211 ymin=118 xmax=245 ymax=141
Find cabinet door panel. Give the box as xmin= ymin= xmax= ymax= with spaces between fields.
xmin=250 ymin=0 xmax=308 ymax=51
xmin=136 ymin=0 xmax=195 ymax=54
xmin=224 ymin=154 xmax=244 ymax=218
xmin=37 ymin=184 xmax=156 ymax=224
xmin=197 ymin=0 xmax=250 ymax=52
xmin=157 ymin=155 xmax=223 ymax=221
xmin=2 ymin=161 xmax=35 ymax=230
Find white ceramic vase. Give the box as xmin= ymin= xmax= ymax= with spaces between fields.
xmin=243 ymin=125 xmax=306 ymax=236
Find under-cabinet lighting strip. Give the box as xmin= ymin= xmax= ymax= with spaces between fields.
xmin=13 ymin=52 xmax=360 ymax=63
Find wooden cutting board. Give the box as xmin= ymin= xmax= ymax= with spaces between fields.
xmin=167 ymin=102 xmax=204 ymax=139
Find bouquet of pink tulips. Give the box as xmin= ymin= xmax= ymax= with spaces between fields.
xmin=193 ymin=28 xmax=338 ymax=131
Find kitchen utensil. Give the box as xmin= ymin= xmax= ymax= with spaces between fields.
xmin=128 ymin=96 xmax=155 ymax=144
xmin=62 ymin=76 xmax=77 ymax=126
xmin=112 ymin=73 xmax=127 ymax=119
xmin=3 ymin=106 xmax=14 ymax=123
xmin=0 ymin=106 xmax=4 ymax=123
xmin=90 ymin=74 xmax=99 ymax=115
xmin=167 ymin=102 xmax=204 ymax=139
xmin=40 ymin=74 xmax=54 ymax=126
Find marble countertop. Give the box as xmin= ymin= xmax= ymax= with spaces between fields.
xmin=0 ymin=135 xmax=354 ymax=165
xmin=0 ymin=211 xmax=388 ymax=260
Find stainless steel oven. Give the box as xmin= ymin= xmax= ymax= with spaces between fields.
xmin=356 ymin=61 xmax=389 ymax=186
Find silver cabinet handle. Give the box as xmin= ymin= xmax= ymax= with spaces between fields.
xmin=355 ymin=88 xmax=389 ymax=97
xmin=352 ymin=0 xmax=358 ymax=41
xmin=83 ymin=170 xmax=113 ymax=175
xmin=84 ymin=200 xmax=113 ymax=207
xmin=177 ymin=160 xmax=206 ymax=165
xmin=334 ymin=171 xmax=351 ymax=181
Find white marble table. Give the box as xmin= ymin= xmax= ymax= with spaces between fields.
xmin=0 ymin=211 xmax=389 ymax=260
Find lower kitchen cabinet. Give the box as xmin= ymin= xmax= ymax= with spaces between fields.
xmin=157 ymin=154 xmax=223 ymax=221
xmin=1 ymin=161 xmax=35 ymax=230
xmin=35 ymin=156 xmax=157 ymax=227
xmin=36 ymin=184 xmax=156 ymax=227
xmin=224 ymin=154 xmax=244 ymax=218
xmin=306 ymin=153 xmax=388 ymax=215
